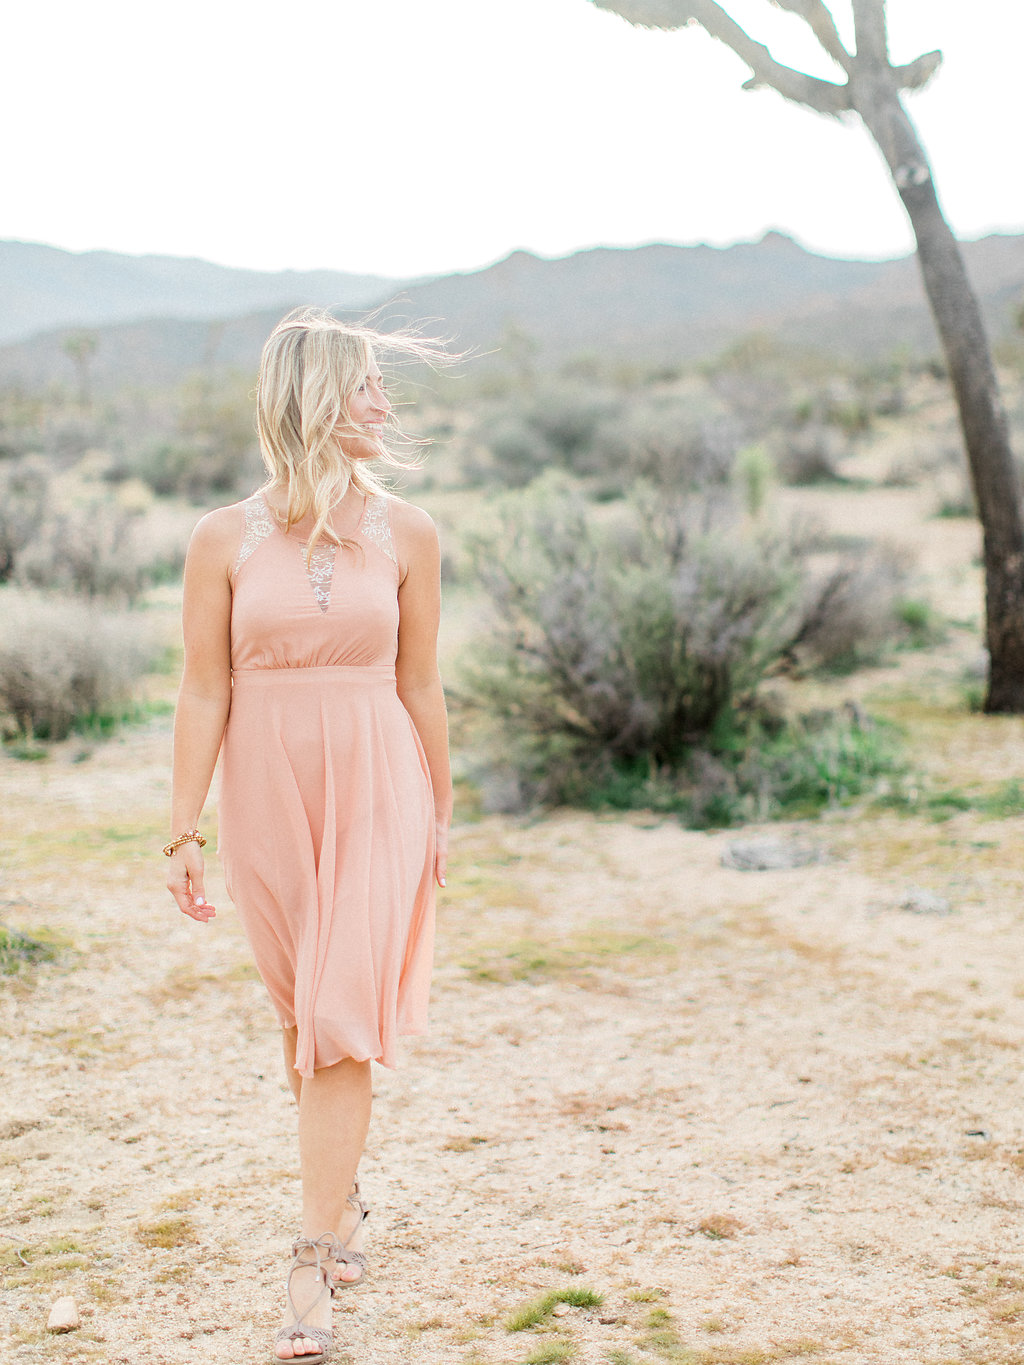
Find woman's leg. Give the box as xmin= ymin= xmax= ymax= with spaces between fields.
xmin=282 ymin=1027 xmax=303 ymax=1104
xmin=298 ymin=1055 xmax=372 ymax=1240
xmin=281 ymin=1028 xmax=368 ymax=1276
xmin=276 ymin=1036 xmax=372 ymax=1360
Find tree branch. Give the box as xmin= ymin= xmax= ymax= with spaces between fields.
xmin=590 ymin=0 xmax=697 ymax=30
xmin=852 ymin=0 xmax=888 ymax=65
xmin=593 ymin=0 xmax=850 ymax=115
xmin=769 ymin=0 xmax=851 ymax=71
xmin=894 ymin=49 xmax=943 ymax=92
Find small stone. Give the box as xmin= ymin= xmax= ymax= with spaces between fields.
xmin=553 ymin=1303 xmax=571 ymax=1317
xmin=47 ymin=1297 xmax=80 ymax=1334
xmin=899 ymin=886 xmax=951 ymax=916
xmin=721 ymin=839 xmax=825 ymax=872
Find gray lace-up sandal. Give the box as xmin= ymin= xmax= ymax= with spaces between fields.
xmin=331 ymin=1181 xmax=370 ymax=1289
xmin=274 ymin=1235 xmax=337 ymax=1363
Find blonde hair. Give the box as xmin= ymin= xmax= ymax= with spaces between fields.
xmin=255 ymin=306 xmax=448 ymax=552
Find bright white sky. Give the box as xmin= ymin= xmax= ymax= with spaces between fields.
xmin=4 ymin=0 xmax=1022 ymax=279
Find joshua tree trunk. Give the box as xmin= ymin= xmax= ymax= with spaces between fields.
xmin=852 ymin=98 xmax=1024 ymax=709
xmin=592 ymin=0 xmax=1024 ymax=711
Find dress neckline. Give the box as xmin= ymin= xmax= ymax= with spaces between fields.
xmin=257 ymin=490 xmax=371 ymax=544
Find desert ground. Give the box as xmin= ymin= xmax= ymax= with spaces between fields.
xmin=3 ymin=475 xmax=1024 ymax=1365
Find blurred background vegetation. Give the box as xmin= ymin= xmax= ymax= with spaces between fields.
xmin=2 ymin=233 xmax=1023 ymax=818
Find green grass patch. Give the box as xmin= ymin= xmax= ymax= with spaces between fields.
xmin=0 ymin=925 xmax=63 ymax=975
xmin=875 ymin=778 xmax=1024 ymax=822
xmin=507 ymin=1287 xmax=604 ymax=1332
xmin=578 ymin=712 xmax=904 ymax=829
xmin=135 ymin=1215 xmax=197 ymax=1250
xmin=894 ymin=597 xmax=946 ymax=649
xmin=521 ymin=1342 xmax=577 ymax=1364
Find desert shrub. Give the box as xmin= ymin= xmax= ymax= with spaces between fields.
xmin=125 ymin=435 xmax=255 ymax=501
xmin=0 ymin=590 xmax=156 ymax=741
xmin=469 ymin=385 xmax=620 ymax=489
xmin=0 ymin=389 xmax=49 ymax=460
xmin=775 ymin=422 xmax=846 ymax=484
xmin=471 ymin=384 xmax=740 ymax=498
xmin=461 ymin=478 xmax=804 ymax=802
xmin=480 ymin=416 xmax=549 ymax=488
xmin=581 ymin=400 xmax=737 ymax=496
xmin=734 ymin=442 xmax=775 ymax=516
xmin=15 ymin=497 xmax=156 ymax=604
xmin=791 ymin=545 xmax=919 ymax=672
xmin=108 ymin=374 xmax=261 ymax=500
xmin=460 ymin=478 xmax=908 ymax=818
xmin=0 ymin=457 xmax=49 ymax=581
xmin=0 ymin=456 xmax=184 ymax=602
xmin=526 ymin=388 xmax=619 ymax=462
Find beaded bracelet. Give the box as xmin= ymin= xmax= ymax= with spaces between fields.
xmin=162 ymin=829 xmax=207 ymax=857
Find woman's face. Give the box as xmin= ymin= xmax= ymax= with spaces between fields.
xmin=340 ymin=360 xmax=391 ymax=460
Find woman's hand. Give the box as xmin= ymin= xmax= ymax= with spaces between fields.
xmin=166 ymin=844 xmax=216 ymax=922
xmin=435 ymin=818 xmax=449 ymax=889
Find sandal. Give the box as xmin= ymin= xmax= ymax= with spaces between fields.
xmin=331 ymin=1181 xmax=370 ymax=1289
xmin=274 ymin=1235 xmax=336 ymax=1363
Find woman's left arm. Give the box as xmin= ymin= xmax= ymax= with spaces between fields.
xmin=394 ymin=502 xmax=452 ymax=888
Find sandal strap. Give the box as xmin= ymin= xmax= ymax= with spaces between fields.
xmin=283 ymin=1234 xmax=336 ymax=1343
xmin=348 ymin=1179 xmax=370 ymax=1224
xmin=275 ymin=1324 xmax=333 ymax=1351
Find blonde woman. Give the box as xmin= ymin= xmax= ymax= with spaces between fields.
xmin=164 ymin=309 xmax=451 ymax=1362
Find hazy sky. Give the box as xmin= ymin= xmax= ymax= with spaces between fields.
xmin=5 ymin=0 xmax=1023 ymax=279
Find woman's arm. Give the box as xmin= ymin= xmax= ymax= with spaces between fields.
xmin=393 ymin=502 xmax=452 ymax=888
xmin=165 ymin=508 xmax=237 ymax=921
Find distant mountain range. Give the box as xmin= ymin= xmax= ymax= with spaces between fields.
xmin=1 ymin=232 xmax=1022 ymax=390
xmin=0 ymin=240 xmax=401 ymax=344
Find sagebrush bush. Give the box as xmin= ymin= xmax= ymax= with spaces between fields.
xmin=461 ymin=478 xmax=803 ymax=798
xmin=470 ymin=385 xmax=739 ymax=498
xmin=125 ymin=435 xmax=255 ymax=501
xmin=581 ymin=401 xmax=737 ymax=496
xmin=0 ymin=457 xmax=49 ymax=582
xmin=792 ymin=545 xmax=915 ymax=671
xmin=16 ymin=497 xmax=154 ymax=604
xmin=0 ymin=590 xmax=156 ymax=740
xmin=0 ymin=455 xmax=185 ymax=603
xmin=460 ymin=478 xmax=911 ymax=817
xmin=776 ymin=422 xmax=846 ymax=485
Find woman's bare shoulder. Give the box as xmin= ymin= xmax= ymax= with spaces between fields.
xmin=187 ymin=499 xmax=251 ymax=563
xmin=385 ymin=496 xmax=439 ymax=580
xmin=386 ymin=496 xmax=437 ymax=543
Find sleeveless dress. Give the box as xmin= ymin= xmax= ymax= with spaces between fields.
xmin=217 ymin=492 xmax=436 ymax=1078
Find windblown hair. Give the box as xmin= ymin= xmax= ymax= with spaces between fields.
xmin=255 ymin=307 xmax=448 ymax=553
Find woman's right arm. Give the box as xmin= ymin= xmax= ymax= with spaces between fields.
xmin=165 ymin=509 xmax=238 ymax=922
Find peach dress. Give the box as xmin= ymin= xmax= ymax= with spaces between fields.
xmin=217 ymin=492 xmax=435 ymax=1077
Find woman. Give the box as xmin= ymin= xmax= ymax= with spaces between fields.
xmin=164 ymin=308 xmax=452 ymax=1362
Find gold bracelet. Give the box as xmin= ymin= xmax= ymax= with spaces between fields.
xmin=162 ymin=829 xmax=207 ymax=857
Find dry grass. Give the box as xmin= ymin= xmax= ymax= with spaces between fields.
xmin=134 ymin=1215 xmax=198 ymax=1250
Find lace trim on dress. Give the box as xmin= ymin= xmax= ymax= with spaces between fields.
xmin=301 ymin=539 xmax=338 ymax=614
xmin=233 ymin=495 xmax=275 ymax=578
xmin=361 ymin=495 xmax=396 ymax=564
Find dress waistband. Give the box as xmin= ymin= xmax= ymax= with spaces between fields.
xmin=231 ymin=664 xmax=396 ymax=685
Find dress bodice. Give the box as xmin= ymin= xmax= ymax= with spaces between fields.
xmin=229 ymin=493 xmax=400 ymax=672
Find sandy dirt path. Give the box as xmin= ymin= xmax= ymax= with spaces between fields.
xmin=3 ymin=677 xmax=1024 ymax=1365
